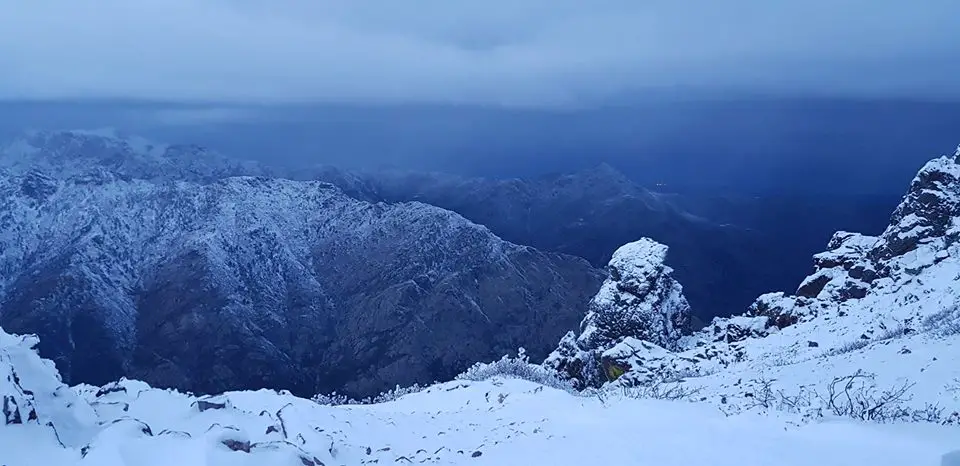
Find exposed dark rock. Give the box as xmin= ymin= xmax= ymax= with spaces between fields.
xmin=871 ymin=151 xmax=960 ymax=264
xmin=195 ymin=400 xmax=228 ymax=412
xmin=221 ymin=439 xmax=252 ymax=452
xmin=796 ymin=272 xmax=831 ymax=298
xmin=746 ymin=293 xmax=807 ymax=330
xmin=19 ymin=170 xmax=58 ymax=202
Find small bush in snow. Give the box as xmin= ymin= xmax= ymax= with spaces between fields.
xmin=620 ymin=379 xmax=702 ymax=402
xmin=311 ymin=392 xmax=355 ymax=406
xmin=731 ymin=372 xmax=955 ymax=425
xmin=948 ymin=379 xmax=960 ymax=398
xmin=586 ymin=377 xmax=703 ymax=405
xmin=456 ymin=348 xmax=575 ymax=392
xmin=368 ymin=384 xmax=427 ymax=404
xmin=828 ymin=338 xmax=871 ymax=356
xmin=311 ymin=384 xmax=428 ymax=406
xmin=743 ymin=378 xmax=778 ymax=410
xmin=923 ymin=304 xmax=960 ymax=336
xmin=818 ymin=371 xmax=915 ymax=422
xmin=873 ymin=323 xmax=909 ymax=342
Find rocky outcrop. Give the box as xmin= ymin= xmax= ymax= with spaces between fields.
xmin=546 ymin=145 xmax=960 ymax=390
xmin=545 ymin=239 xmax=691 ymax=388
xmin=695 ymin=150 xmax=960 ymax=348
xmin=0 ymin=328 xmax=97 ymax=446
xmin=0 ymin=132 xmax=603 ymax=398
xmin=869 ymin=149 xmax=960 ymax=274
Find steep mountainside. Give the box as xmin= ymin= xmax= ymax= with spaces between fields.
xmin=0 ymin=131 xmax=602 ymax=398
xmin=312 ymin=165 xmax=794 ymax=321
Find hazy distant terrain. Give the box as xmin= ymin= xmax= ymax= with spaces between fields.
xmin=1 ymin=97 xmax=956 ymax=195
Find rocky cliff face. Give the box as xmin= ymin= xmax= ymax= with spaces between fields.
xmin=544 ymin=238 xmax=691 ymax=388
xmin=0 ymin=131 xmax=603 ymax=398
xmin=545 ymin=146 xmax=960 ymax=393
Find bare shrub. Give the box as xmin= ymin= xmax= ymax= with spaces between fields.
xmin=818 ymin=370 xmax=916 ymax=422
xmin=743 ymin=378 xmax=777 ymax=410
xmin=739 ymin=371 xmax=951 ymax=425
xmin=312 ymin=383 xmax=428 ymax=406
xmin=596 ymin=378 xmax=703 ymax=402
xmin=923 ymin=304 xmax=960 ymax=336
xmin=455 ymin=348 xmax=575 ymax=392
xmin=874 ymin=323 xmax=908 ymax=342
xmin=827 ymin=338 xmax=870 ymax=356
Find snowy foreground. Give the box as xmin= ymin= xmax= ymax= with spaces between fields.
xmin=1 ymin=323 xmax=958 ymax=466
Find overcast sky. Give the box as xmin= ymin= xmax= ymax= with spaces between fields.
xmin=2 ymin=0 xmax=959 ymax=106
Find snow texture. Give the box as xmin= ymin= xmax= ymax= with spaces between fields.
xmin=0 ymin=325 xmax=957 ymax=466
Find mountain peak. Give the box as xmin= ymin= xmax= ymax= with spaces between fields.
xmin=575 ymin=162 xmax=631 ymax=184
xmin=868 ymin=150 xmax=960 ymax=269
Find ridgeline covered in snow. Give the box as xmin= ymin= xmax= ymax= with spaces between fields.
xmin=1 ymin=140 xmax=960 ymax=464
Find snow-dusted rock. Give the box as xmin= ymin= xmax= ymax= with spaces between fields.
xmin=872 ymin=152 xmax=960 ymax=264
xmin=0 ymin=328 xmax=98 ymax=447
xmin=546 ymin=238 xmax=691 ymax=388
xmin=598 ymin=337 xmax=700 ymax=387
xmin=579 ymin=239 xmax=691 ymax=350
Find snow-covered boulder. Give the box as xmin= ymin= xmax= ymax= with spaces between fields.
xmin=798 ymin=231 xmax=877 ymax=300
xmin=703 ymin=315 xmax=772 ymax=344
xmin=0 ymin=327 xmax=98 ymax=447
xmin=545 ymin=238 xmax=691 ymax=388
xmin=598 ymin=338 xmax=701 ymax=387
xmin=579 ymin=239 xmax=691 ymax=350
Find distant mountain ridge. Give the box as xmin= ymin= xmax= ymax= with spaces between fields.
xmin=1 ymin=130 xmax=904 ymax=322
xmin=310 ymin=163 xmax=796 ymax=320
xmin=0 ymin=131 xmax=602 ymax=397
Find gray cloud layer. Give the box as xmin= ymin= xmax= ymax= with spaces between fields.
xmin=2 ymin=0 xmax=958 ymax=105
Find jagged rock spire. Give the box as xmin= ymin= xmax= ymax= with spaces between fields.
xmin=545 ymin=238 xmax=691 ymax=388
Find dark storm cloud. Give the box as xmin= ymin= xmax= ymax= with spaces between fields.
xmin=1 ymin=0 xmax=958 ymax=105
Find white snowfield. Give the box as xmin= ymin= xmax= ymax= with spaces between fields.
xmin=1 ymin=323 xmax=958 ymax=466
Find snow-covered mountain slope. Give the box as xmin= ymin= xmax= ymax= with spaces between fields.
xmin=0 ymin=131 xmax=602 ymax=398
xmin=545 ymin=148 xmax=960 ymax=419
xmin=1 ymin=324 xmax=957 ymax=466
